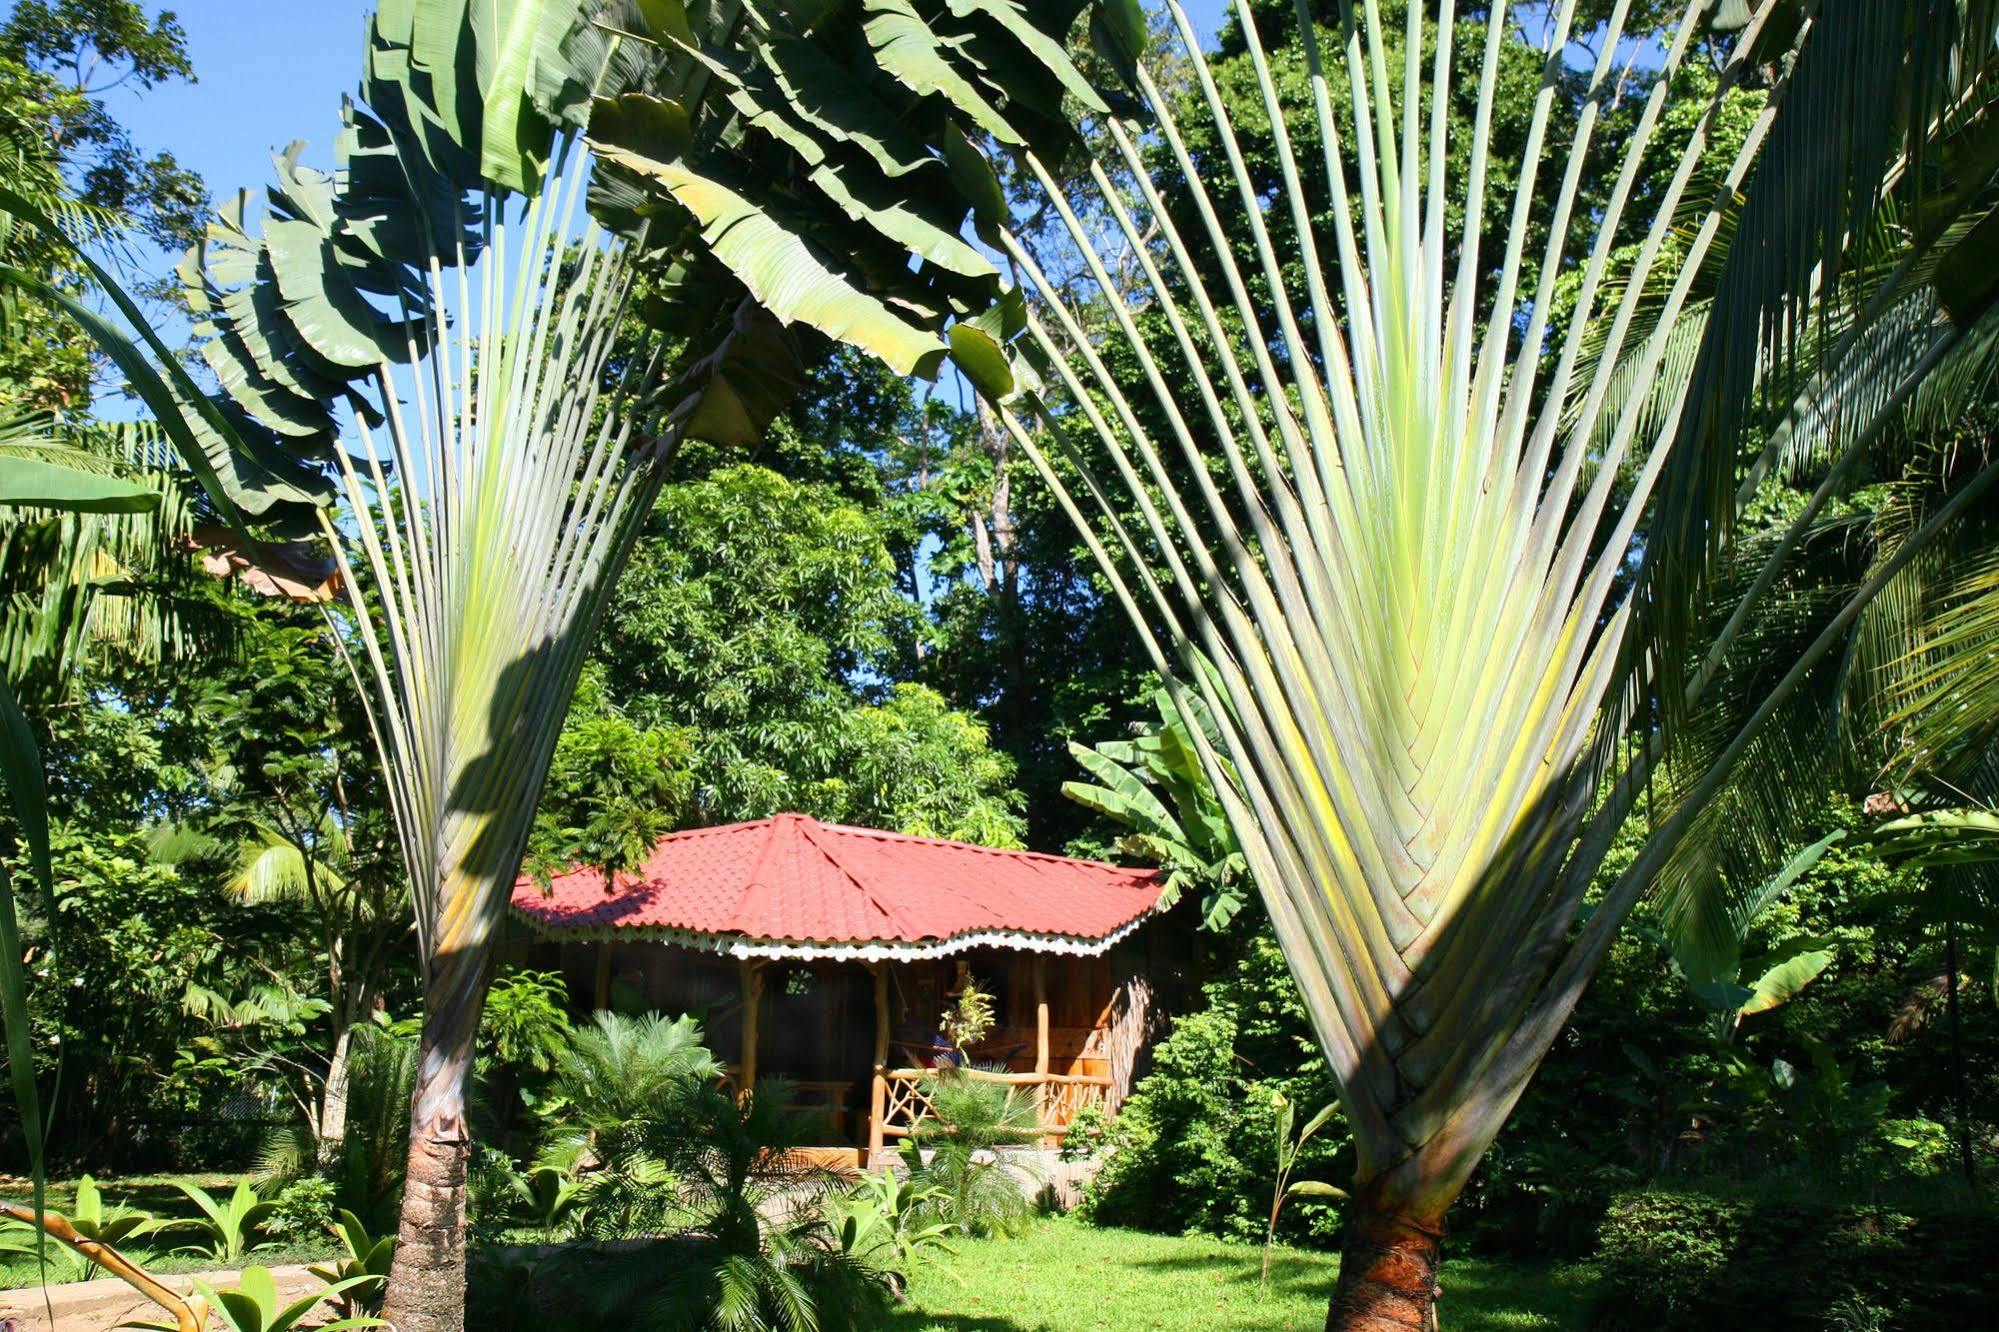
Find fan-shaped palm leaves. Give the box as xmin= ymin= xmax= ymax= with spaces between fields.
xmin=883 ymin=2 xmax=1999 ymax=1324
xmin=6 ymin=0 xmax=1129 ymax=1323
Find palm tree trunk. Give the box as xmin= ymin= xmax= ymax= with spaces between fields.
xmin=1325 ymin=1183 xmax=1444 ymax=1332
xmin=380 ymin=944 xmax=491 ymax=1332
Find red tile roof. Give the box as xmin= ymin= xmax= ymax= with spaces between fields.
xmin=510 ymin=813 xmax=1166 ymax=961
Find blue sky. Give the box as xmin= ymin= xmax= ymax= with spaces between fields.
xmin=104 ymin=0 xmax=1232 ymax=206
xmin=101 ymin=2 xmax=368 ymax=206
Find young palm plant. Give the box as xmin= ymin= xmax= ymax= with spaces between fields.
xmin=887 ymin=1 xmax=1999 ymax=1325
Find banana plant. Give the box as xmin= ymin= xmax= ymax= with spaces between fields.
xmin=1668 ymin=832 xmax=1843 ymax=1044
xmin=914 ymin=2 xmax=1999 ymax=1326
xmin=1063 ymin=688 xmax=1249 ymax=928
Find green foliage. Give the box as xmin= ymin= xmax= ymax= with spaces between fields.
xmin=589 ymin=463 xmax=1026 ymax=841
xmin=1063 ymin=688 xmax=1247 ymax=929
xmin=528 ymin=671 xmax=697 ymax=887
xmin=937 ymin=971 xmax=996 ymax=1056
xmin=164 ymin=1178 xmax=276 ymax=1263
xmin=323 ymin=1018 xmax=418 ymax=1231
xmin=1081 ymin=922 xmax=1345 ymax=1246
xmin=479 ymin=968 xmax=573 ymax=1079
xmin=0 ymin=1174 xmax=162 ymax=1281
xmin=1592 ymin=1187 xmax=1999 ymax=1329
xmin=902 ymin=1069 xmax=1043 ymax=1239
xmin=534 ymin=1011 xmax=720 ymax=1179
xmin=828 ymin=1166 xmax=956 ymax=1294
xmin=474 ymin=1012 xmax=895 ymax=1330
xmin=0 ymin=2 xmax=205 ymax=412
xmin=306 ymin=1208 xmax=395 ymax=1319
xmin=1261 ymin=1091 xmax=1342 ymax=1286
xmin=17 ymin=825 xmax=297 ymax=1166
xmin=1668 ymin=831 xmax=1845 ymax=1041
xmin=264 ymin=1176 xmax=336 ymax=1243
xmin=119 ymin=1263 xmax=386 ymax=1332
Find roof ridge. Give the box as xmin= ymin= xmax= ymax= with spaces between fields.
xmin=795 ymin=818 xmax=908 ymax=936
xmin=810 ymin=818 xmax=1148 ymax=873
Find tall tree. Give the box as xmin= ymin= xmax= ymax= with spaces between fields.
xmin=909 ymin=1 xmax=1999 ymax=1326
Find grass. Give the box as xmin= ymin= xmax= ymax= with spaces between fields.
xmin=890 ymin=1215 xmax=1596 ymax=1331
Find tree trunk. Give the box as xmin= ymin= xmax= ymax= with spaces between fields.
xmin=379 ymin=949 xmax=490 ymax=1332
xmin=1325 ymin=1186 xmax=1444 ymax=1332
xmin=316 ymin=1020 xmax=354 ymax=1169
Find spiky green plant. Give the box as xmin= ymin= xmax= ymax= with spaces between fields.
xmin=876 ymin=1 xmax=1999 ymax=1325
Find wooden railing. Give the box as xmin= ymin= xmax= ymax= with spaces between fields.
xmin=876 ymin=1067 xmax=1111 ymax=1143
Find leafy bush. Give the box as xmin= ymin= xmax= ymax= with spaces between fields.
xmin=467 ymin=1012 xmax=894 ymax=1330
xmin=165 ymin=1178 xmax=277 ymax=1263
xmin=265 ymin=1175 xmax=336 ymax=1240
xmin=829 ymin=1167 xmax=956 ymax=1296
xmin=1079 ymin=925 xmax=1347 ymax=1245
xmin=480 ymin=967 xmax=573 ymax=1079
xmin=1592 ymin=1187 xmax=1999 ymax=1329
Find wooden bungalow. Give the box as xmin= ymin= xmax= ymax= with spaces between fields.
xmin=507 ymin=813 xmax=1172 ymax=1168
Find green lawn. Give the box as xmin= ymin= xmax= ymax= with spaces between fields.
xmin=891 ymin=1215 xmax=1595 ymax=1331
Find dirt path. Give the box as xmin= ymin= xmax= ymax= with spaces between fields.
xmin=0 ymin=1263 xmax=324 ymax=1330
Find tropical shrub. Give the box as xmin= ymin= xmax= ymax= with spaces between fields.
xmin=464 ymin=1012 xmax=893 ymax=1329
xmin=0 ymin=1175 xmax=163 ymax=1281
xmin=828 ymin=1167 xmax=956 ymax=1297
xmin=1081 ymin=923 xmax=1346 ymax=1245
xmin=902 ymin=1069 xmax=1044 ymax=1239
xmin=307 ymin=1209 xmax=396 ymax=1319
xmin=265 ymin=1176 xmax=337 ymax=1242
xmin=120 ymin=1264 xmax=386 ymax=1332
xmin=1592 ymin=1187 xmax=1999 ymax=1329
xmin=165 ymin=1178 xmax=277 ymax=1264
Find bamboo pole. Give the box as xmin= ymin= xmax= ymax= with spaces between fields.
xmin=1033 ymin=955 xmax=1051 ymax=1075
xmin=869 ymin=961 xmax=890 ymax=1165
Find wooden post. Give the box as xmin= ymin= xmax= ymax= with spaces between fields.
xmin=1033 ymin=955 xmax=1050 ymax=1075
xmin=592 ymin=947 xmax=612 ymax=1012
xmin=869 ymin=962 xmax=891 ymax=1166
xmin=1033 ymin=955 xmax=1053 ymax=1144
xmin=738 ymin=959 xmax=763 ymax=1100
